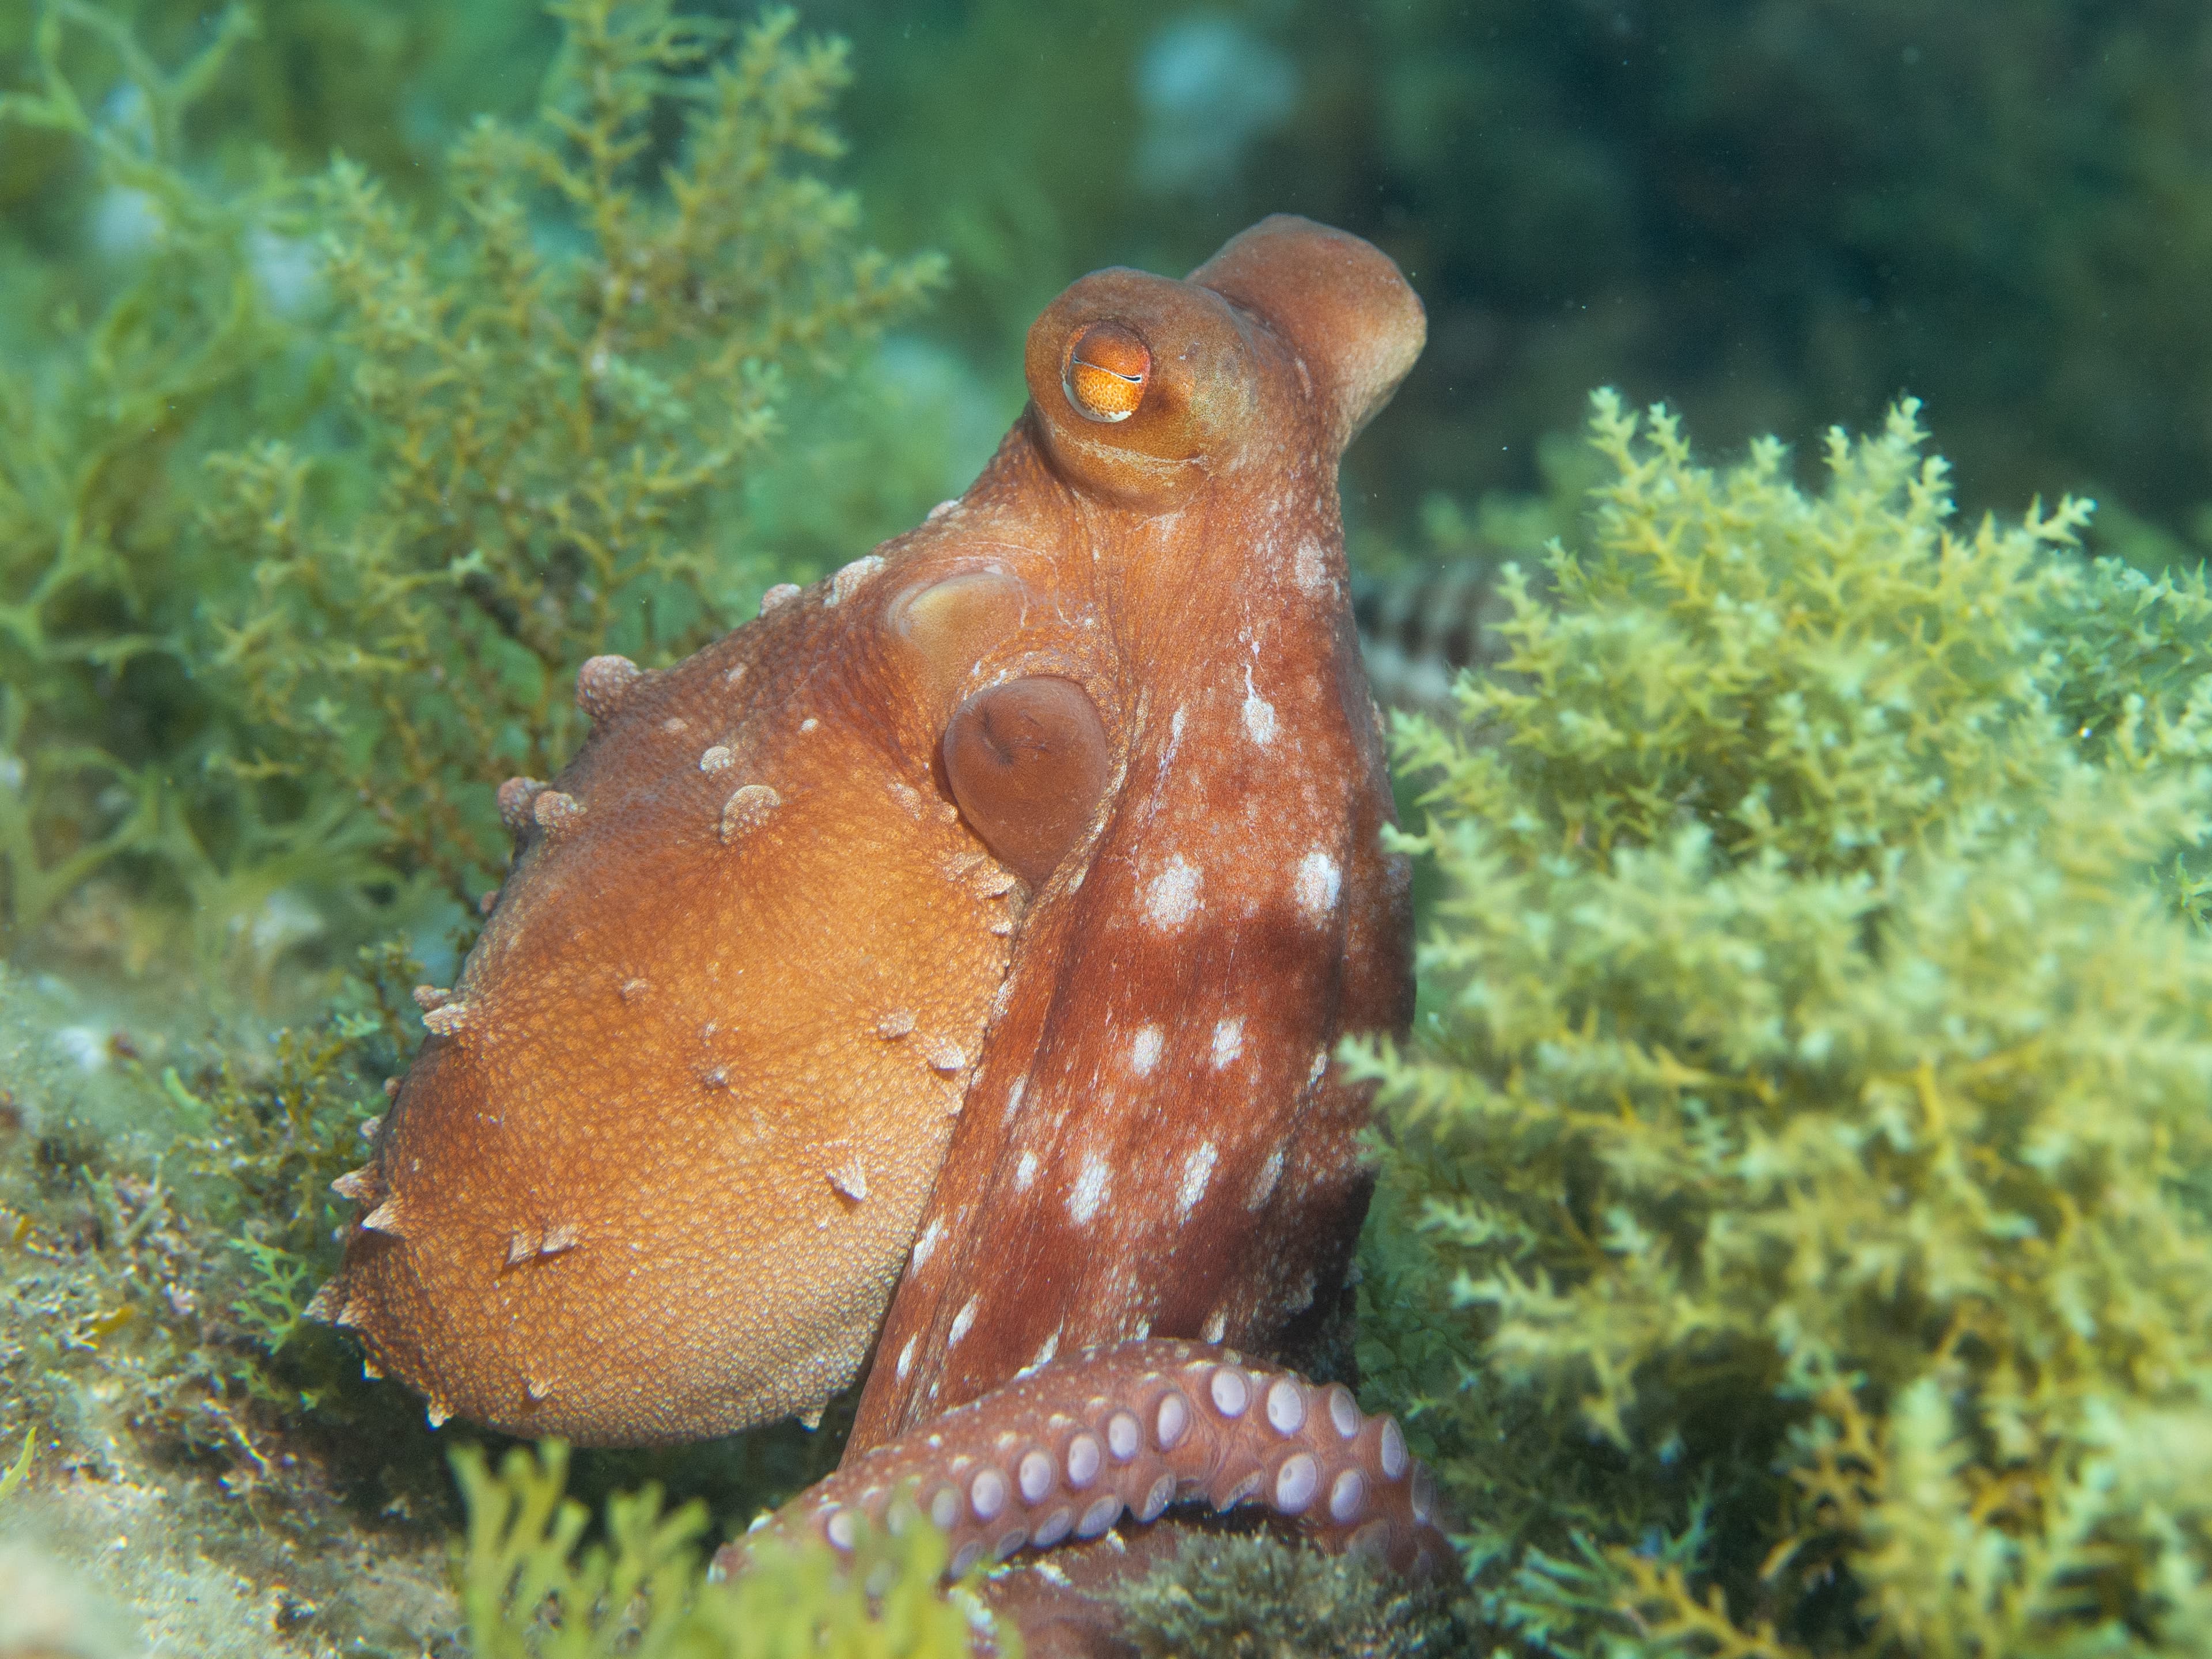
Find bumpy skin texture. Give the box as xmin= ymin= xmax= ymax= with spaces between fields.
xmin=311 ymin=591 xmax=1021 ymax=1438
xmin=312 ymin=218 xmax=1431 ymax=1633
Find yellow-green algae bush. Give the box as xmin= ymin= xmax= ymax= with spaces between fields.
xmin=0 ymin=0 xmax=941 ymax=967
xmin=451 ymin=1441 xmax=1000 ymax=1659
xmin=1354 ymin=393 xmax=2212 ymax=1654
xmin=0 ymin=2 xmax=974 ymax=1651
xmin=209 ymin=0 xmax=943 ymax=914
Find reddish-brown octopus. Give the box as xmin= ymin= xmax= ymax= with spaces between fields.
xmin=310 ymin=215 xmax=1448 ymax=1646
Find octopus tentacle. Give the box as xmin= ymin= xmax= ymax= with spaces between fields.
xmin=713 ymin=1341 xmax=1452 ymax=1586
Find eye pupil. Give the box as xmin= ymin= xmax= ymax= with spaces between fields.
xmin=1063 ymin=321 xmax=1150 ymax=423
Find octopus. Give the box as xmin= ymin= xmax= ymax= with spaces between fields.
xmin=308 ymin=215 xmax=1446 ymax=1647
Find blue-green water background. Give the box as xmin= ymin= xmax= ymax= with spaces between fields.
xmin=17 ymin=0 xmax=2208 ymax=553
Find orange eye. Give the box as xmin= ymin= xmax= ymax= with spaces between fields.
xmin=1062 ymin=321 xmax=1150 ymax=423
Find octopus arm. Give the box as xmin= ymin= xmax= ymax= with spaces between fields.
xmin=715 ymin=1340 xmax=1453 ymax=1590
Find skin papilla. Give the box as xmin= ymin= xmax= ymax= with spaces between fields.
xmin=310 ymin=216 xmax=1432 ymax=1635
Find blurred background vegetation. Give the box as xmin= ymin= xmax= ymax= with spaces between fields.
xmin=5 ymin=1 xmax=2212 ymax=1653
xmin=7 ymin=0 xmax=2212 ymax=979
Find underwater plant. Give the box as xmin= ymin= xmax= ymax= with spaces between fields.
xmin=210 ymin=0 xmax=944 ymax=916
xmin=1106 ymin=1530 xmax=1465 ymax=1658
xmin=1354 ymin=392 xmax=2212 ymax=1653
xmin=0 ymin=1 xmax=291 ymax=954
xmin=452 ymin=1440 xmax=1001 ymax=1658
xmin=0 ymin=0 xmax=941 ymax=963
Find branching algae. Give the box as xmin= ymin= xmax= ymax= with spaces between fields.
xmin=1354 ymin=392 xmax=2212 ymax=1654
xmin=2 ymin=3 xmax=963 ymax=1652
xmin=451 ymin=1441 xmax=997 ymax=1659
xmin=1 ymin=0 xmax=941 ymax=959
xmin=210 ymin=0 xmax=944 ymax=914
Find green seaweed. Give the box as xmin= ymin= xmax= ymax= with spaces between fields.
xmin=210 ymin=1 xmax=942 ymax=914
xmin=0 ymin=1423 xmax=28 ymax=1503
xmin=0 ymin=1 xmax=290 ymax=952
xmin=1 ymin=0 xmax=942 ymax=969
xmin=1108 ymin=1529 xmax=1465 ymax=1658
xmin=0 ymin=943 xmax=419 ymax=1478
xmin=452 ymin=1440 xmax=1007 ymax=1658
xmin=1353 ymin=392 xmax=2212 ymax=1653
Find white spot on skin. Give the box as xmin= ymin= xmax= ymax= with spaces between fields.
xmin=759 ymin=582 xmax=800 ymax=615
xmin=1015 ymin=1150 xmax=1040 ymax=1192
xmin=1293 ymin=539 xmax=1328 ymax=594
xmin=1241 ymin=669 xmax=1278 ymax=748
xmin=1068 ymin=1154 xmax=1112 ymax=1225
xmin=949 ymin=1296 xmax=980 ymax=1349
xmin=1210 ymin=1018 xmax=1244 ymax=1069
xmin=1153 ymin=705 xmax=1188 ymax=787
xmin=1177 ymin=1142 xmax=1218 ymax=1218
xmin=1247 ymin=1146 xmax=1286 ymax=1210
xmin=1032 ymin=1328 xmax=1060 ymax=1369
xmin=1130 ymin=1025 xmax=1164 ymax=1076
xmin=895 ymin=1335 xmax=918 ymax=1382
xmin=912 ymin=1215 xmax=944 ymax=1268
xmin=698 ymin=745 xmax=734 ymax=774
xmin=1203 ymin=1310 xmax=1227 ymax=1343
xmin=1145 ymin=857 xmax=1203 ymax=929
xmin=1003 ymin=1075 xmax=1028 ymax=1124
xmin=1293 ymin=849 xmax=1342 ymax=921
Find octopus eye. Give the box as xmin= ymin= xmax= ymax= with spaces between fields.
xmin=1061 ymin=321 xmax=1150 ymax=423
